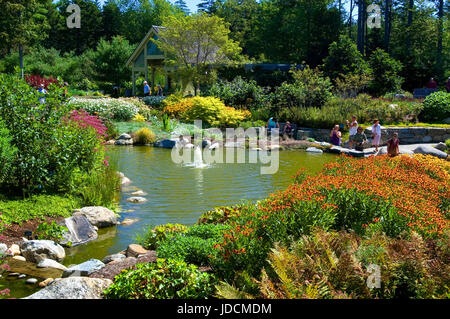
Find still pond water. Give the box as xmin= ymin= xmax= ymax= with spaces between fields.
xmin=1 ymin=146 xmax=335 ymax=298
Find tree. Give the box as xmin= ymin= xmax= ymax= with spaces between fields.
xmin=102 ymin=0 xmax=123 ymax=40
xmin=323 ymin=34 xmax=371 ymax=82
xmin=0 ymin=0 xmax=50 ymax=77
xmin=174 ymin=0 xmax=190 ymax=14
xmin=93 ymin=36 xmax=134 ymax=87
xmin=153 ymin=13 xmax=242 ymax=94
xmin=197 ymin=0 xmax=217 ymax=13
xmin=368 ymin=48 xmax=403 ymax=96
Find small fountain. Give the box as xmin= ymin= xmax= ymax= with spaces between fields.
xmin=193 ymin=145 xmax=208 ymax=169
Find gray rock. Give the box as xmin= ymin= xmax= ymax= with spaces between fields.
xmin=102 ymin=253 xmax=126 ymax=264
xmin=59 ymin=214 xmax=98 ymax=247
xmin=23 ymin=277 xmax=113 ymax=299
xmin=153 ymin=139 xmax=177 ymax=149
xmin=26 ymin=278 xmax=38 ymax=285
xmin=117 ymin=133 xmax=132 ymax=140
xmin=413 ymin=145 xmax=448 ymax=159
xmin=77 ymin=206 xmax=118 ymax=228
xmin=306 ymin=147 xmax=323 ymax=154
xmin=0 ymin=243 xmax=7 ymax=256
xmin=63 ymin=259 xmax=105 ymax=278
xmin=37 ymin=259 xmax=68 ymax=271
xmin=131 ymin=190 xmax=147 ymax=196
xmin=20 ymin=240 xmax=65 ymax=263
xmin=115 ymin=139 xmax=133 ymax=145
xmin=434 ymin=142 xmax=448 ymax=152
xmin=422 ymin=135 xmax=433 ymax=143
xmin=18 ymin=274 xmax=26 ymax=279
xmin=126 ymin=196 xmax=147 ymax=203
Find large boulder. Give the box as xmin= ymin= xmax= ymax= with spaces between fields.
xmin=102 ymin=253 xmax=126 ymax=264
xmin=413 ymin=145 xmax=448 ymax=159
xmin=20 ymin=240 xmax=65 ymax=263
xmin=37 ymin=259 xmax=68 ymax=271
xmin=126 ymin=244 xmax=149 ymax=258
xmin=75 ymin=206 xmax=119 ymax=228
xmin=59 ymin=214 xmax=98 ymax=247
xmin=23 ymin=277 xmax=113 ymax=299
xmin=63 ymin=259 xmax=105 ymax=278
xmin=434 ymin=142 xmax=448 ymax=152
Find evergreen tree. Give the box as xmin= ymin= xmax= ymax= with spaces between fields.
xmin=174 ymin=0 xmax=190 ymax=14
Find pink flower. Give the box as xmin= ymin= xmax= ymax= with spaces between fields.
xmin=0 ymin=289 xmax=10 ymax=296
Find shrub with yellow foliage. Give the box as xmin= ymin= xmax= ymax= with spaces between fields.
xmin=163 ymin=96 xmax=250 ymax=127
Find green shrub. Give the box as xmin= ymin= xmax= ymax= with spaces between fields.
xmin=0 ymin=73 xmax=102 ymax=194
xmin=420 ymin=91 xmax=450 ymax=123
xmin=35 ymin=221 xmax=68 ymax=242
xmin=197 ymin=205 xmax=245 ymax=225
xmin=206 ymin=76 xmax=270 ymax=110
xmin=136 ymin=223 xmax=188 ymax=250
xmin=143 ymin=96 xmax=166 ymax=109
xmin=156 ymin=224 xmax=231 ymax=266
xmin=272 ymin=67 xmax=333 ymax=112
xmin=0 ymin=119 xmax=17 ymax=184
xmin=157 ymin=235 xmax=217 ymax=266
xmin=134 ymin=127 xmax=156 ymax=145
xmin=72 ymin=155 xmax=121 ymax=209
xmin=104 ymin=258 xmax=216 ymax=299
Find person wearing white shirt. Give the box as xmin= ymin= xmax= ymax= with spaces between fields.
xmin=346 ymin=116 xmax=358 ymax=148
xmin=372 ymin=119 xmax=382 ymax=152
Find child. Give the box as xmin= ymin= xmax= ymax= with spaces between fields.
xmin=372 ymin=119 xmax=381 ymax=152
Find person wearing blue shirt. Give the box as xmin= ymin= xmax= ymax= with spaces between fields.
xmin=143 ymin=81 xmax=150 ymax=96
xmin=266 ymin=117 xmax=279 ymax=133
xmin=37 ymin=83 xmax=47 ymax=104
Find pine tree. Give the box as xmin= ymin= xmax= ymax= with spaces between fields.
xmin=174 ymin=0 xmax=190 ymax=14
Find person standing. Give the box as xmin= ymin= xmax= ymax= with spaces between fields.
xmin=283 ymin=121 xmax=293 ymax=140
xmin=330 ymin=124 xmax=342 ymax=146
xmin=143 ymin=81 xmax=150 ymax=97
xmin=387 ymin=133 xmax=400 ymax=157
xmin=346 ymin=115 xmax=358 ymax=148
xmin=372 ymin=119 xmax=382 ymax=152
xmin=156 ymin=84 xmax=163 ymax=96
xmin=266 ymin=117 xmax=279 ymax=133
xmin=37 ymin=83 xmax=47 ymax=104
xmin=426 ymin=77 xmax=437 ymax=89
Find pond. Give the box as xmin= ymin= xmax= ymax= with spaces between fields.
xmin=1 ymin=146 xmax=336 ymax=298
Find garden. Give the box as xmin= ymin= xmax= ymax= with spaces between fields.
xmin=0 ymin=0 xmax=449 ymax=301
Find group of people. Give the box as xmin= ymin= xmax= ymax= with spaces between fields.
xmin=330 ymin=116 xmax=399 ymax=156
xmin=266 ymin=117 xmax=294 ymax=140
xmin=143 ymin=81 xmax=163 ymax=97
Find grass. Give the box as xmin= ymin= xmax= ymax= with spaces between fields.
xmin=0 ymin=194 xmax=81 ymax=227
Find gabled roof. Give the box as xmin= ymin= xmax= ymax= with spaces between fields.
xmin=126 ymin=25 xmax=166 ymax=67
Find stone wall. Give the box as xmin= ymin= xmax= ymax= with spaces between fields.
xmin=295 ymin=126 xmax=450 ymax=145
